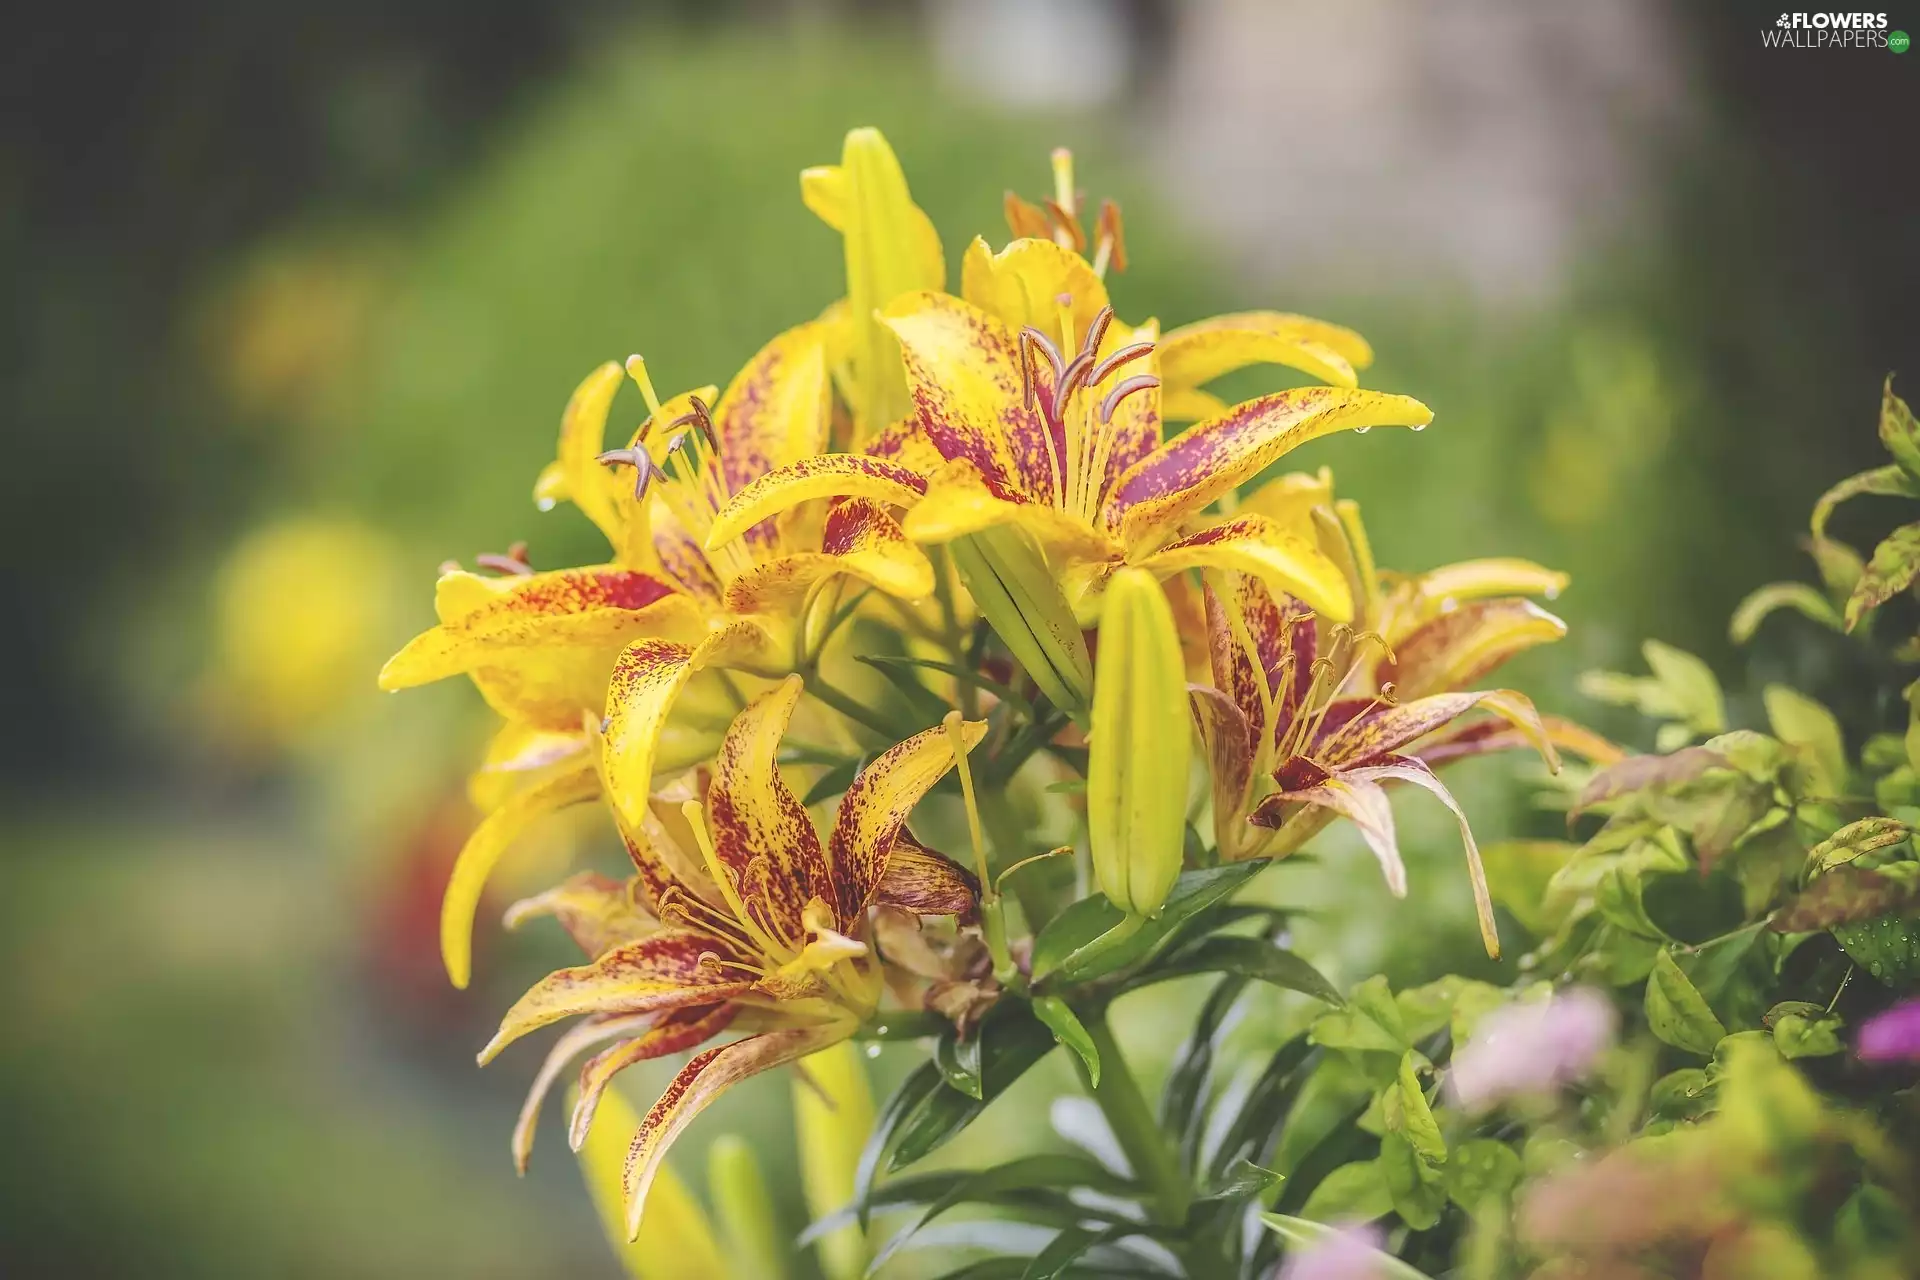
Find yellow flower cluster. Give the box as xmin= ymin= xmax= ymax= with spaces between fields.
xmin=379 ymin=128 xmax=1614 ymax=1268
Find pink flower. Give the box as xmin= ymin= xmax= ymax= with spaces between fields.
xmin=1446 ymin=987 xmax=1616 ymax=1112
xmin=1278 ymin=1223 xmax=1389 ymax=1280
xmin=1856 ymin=998 xmax=1920 ymax=1063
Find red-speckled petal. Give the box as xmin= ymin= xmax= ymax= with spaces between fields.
xmin=704 ymin=677 xmax=825 ymax=937
xmin=1315 ymin=688 xmax=1559 ymax=773
xmin=706 ymin=454 xmax=929 ymax=555
xmin=880 ymin=290 xmax=1058 ymax=505
xmin=827 ymin=716 xmax=987 ymax=924
xmin=620 ymin=1025 xmax=845 ymax=1240
xmin=712 ymin=322 xmax=833 ymax=548
xmin=503 ymin=870 xmax=658 ymax=960
xmin=871 ymin=832 xmax=980 ymax=916
xmin=569 ymin=1003 xmax=739 ymax=1151
xmin=1140 ymin=515 xmax=1352 ymax=622
xmin=479 ymin=930 xmax=749 ymax=1064
xmin=1109 ymin=387 xmax=1432 ymax=550
xmin=1380 ymin=598 xmax=1568 ymax=701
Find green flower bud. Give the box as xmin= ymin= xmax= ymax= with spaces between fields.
xmin=950 ymin=525 xmax=1094 ymax=720
xmin=706 ymin=1136 xmax=788 ymax=1280
xmin=792 ymin=1040 xmax=875 ymax=1280
xmin=1088 ymin=567 xmax=1192 ymax=917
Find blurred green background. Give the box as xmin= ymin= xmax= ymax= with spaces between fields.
xmin=3 ymin=3 xmax=1913 ymax=1276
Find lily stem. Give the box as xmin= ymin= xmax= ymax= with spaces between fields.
xmin=803 ymin=677 xmax=894 ymax=744
xmin=1078 ymin=1003 xmax=1189 ymax=1229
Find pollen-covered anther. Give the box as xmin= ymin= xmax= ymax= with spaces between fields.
xmin=475 ymin=541 xmax=535 ymax=576
xmin=1098 ymin=374 xmax=1159 ymax=425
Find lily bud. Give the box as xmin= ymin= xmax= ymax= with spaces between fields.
xmin=792 ymin=1040 xmax=875 ymax=1280
xmin=800 ymin=128 xmax=944 ymax=444
xmin=1087 ymin=567 xmax=1192 ymax=917
xmin=950 ymin=525 xmax=1094 ymax=720
xmin=707 ymin=1136 xmax=789 ymax=1280
xmin=572 ymin=1085 xmax=727 ymax=1280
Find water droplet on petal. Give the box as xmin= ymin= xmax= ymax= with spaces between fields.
xmin=1409 ymin=422 xmax=1428 ymax=432
xmin=1353 ymin=426 xmax=1371 ymax=435
xmin=536 ymin=497 xmax=557 ymax=512
xmin=865 ymin=1043 xmax=883 ymax=1059
xmin=1439 ymin=596 xmax=1459 ymax=614
xmin=1543 ymin=583 xmax=1562 ymax=601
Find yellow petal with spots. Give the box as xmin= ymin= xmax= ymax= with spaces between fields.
xmin=707 ymin=454 xmax=929 ymax=553
xmin=1111 ymin=387 xmax=1433 ymax=553
xmin=825 ymin=715 xmax=985 ymax=923
xmin=440 ymin=763 xmax=602 ymax=989
xmin=1136 ymin=514 xmax=1354 ymax=623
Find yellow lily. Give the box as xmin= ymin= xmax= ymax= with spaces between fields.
xmin=381 ymin=321 xmax=939 ymax=988
xmin=482 ymin=675 xmax=983 ymax=1239
xmin=1189 ymin=483 xmax=1621 ymax=955
xmin=706 ymin=151 xmax=1433 ymax=621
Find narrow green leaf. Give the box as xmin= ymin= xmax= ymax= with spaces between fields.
xmin=855 ymin=1063 xmax=946 ymax=1228
xmin=1729 ymin=581 xmax=1843 ymax=642
xmin=888 ymin=1002 xmax=1058 ymax=1171
xmin=862 ymin=1153 xmax=1131 ymax=1274
xmin=1810 ymin=462 xmax=1920 ymax=540
xmin=1030 ymin=860 xmax=1266 ymax=985
xmin=859 ymin=653 xmax=1037 ymax=723
xmin=1645 ymin=948 xmax=1728 ymax=1055
xmin=1161 ymin=974 xmax=1252 ymax=1163
xmin=933 ymin=1029 xmax=984 ymax=1100
xmin=1031 ymin=996 xmax=1100 ymax=1086
xmin=1123 ymin=935 xmax=1343 ymax=1006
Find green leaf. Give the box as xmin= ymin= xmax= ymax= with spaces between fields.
xmin=1376 ymin=1132 xmax=1445 ymax=1231
xmin=1381 ymin=1052 xmax=1445 ymax=1165
xmin=1645 ymin=948 xmax=1728 ymax=1055
xmin=888 ymin=1002 xmax=1058 ymax=1172
xmin=1572 ymin=746 xmax=1731 ymax=814
xmin=1030 ymin=997 xmax=1100 ymax=1086
xmin=1309 ymin=975 xmax=1409 ymax=1056
xmin=863 ymin=1153 xmax=1131 ymax=1274
xmin=858 ymin=654 xmax=1036 ymax=723
xmin=1806 ymin=816 xmax=1911 ymax=875
xmin=1808 ymin=532 xmax=1866 ymax=597
xmin=1444 ymin=1139 xmax=1523 ymax=1210
xmin=1030 ymin=860 xmax=1266 ymax=985
xmin=1763 ymin=685 xmax=1849 ymax=797
xmin=934 ymin=1027 xmax=984 ymax=1100
xmin=1905 ymin=678 xmax=1920 ymax=776
xmin=1207 ymin=1037 xmax=1317 ymax=1181
xmin=856 ymin=1063 xmax=948 ymax=1227
xmin=1642 ymin=640 xmax=1726 ymax=735
xmin=1261 ymin=1214 xmax=1436 ymax=1279
xmin=1729 ymin=581 xmax=1844 ymax=643
xmin=1124 ymin=935 xmax=1343 ymax=1006
xmin=1811 ymin=463 xmax=1920 ymax=540
xmin=1160 ymin=971 xmax=1250 ymax=1161
xmin=1765 ymin=1001 xmax=1844 ymax=1059
xmin=1847 ymin=521 xmax=1920 ymax=630
xmin=1297 ymin=1160 xmax=1392 ymax=1224
xmin=1647 ymin=1067 xmax=1715 ymax=1121
xmin=1879 ymin=375 xmax=1920 ymax=478
xmin=1021 ymin=1221 xmax=1154 ymax=1280
xmin=1833 ymin=915 xmax=1920 ymax=988
xmin=1771 ymin=867 xmax=1920 ymax=932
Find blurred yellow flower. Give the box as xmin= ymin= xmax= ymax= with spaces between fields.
xmin=204 ymin=515 xmax=397 ymax=751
